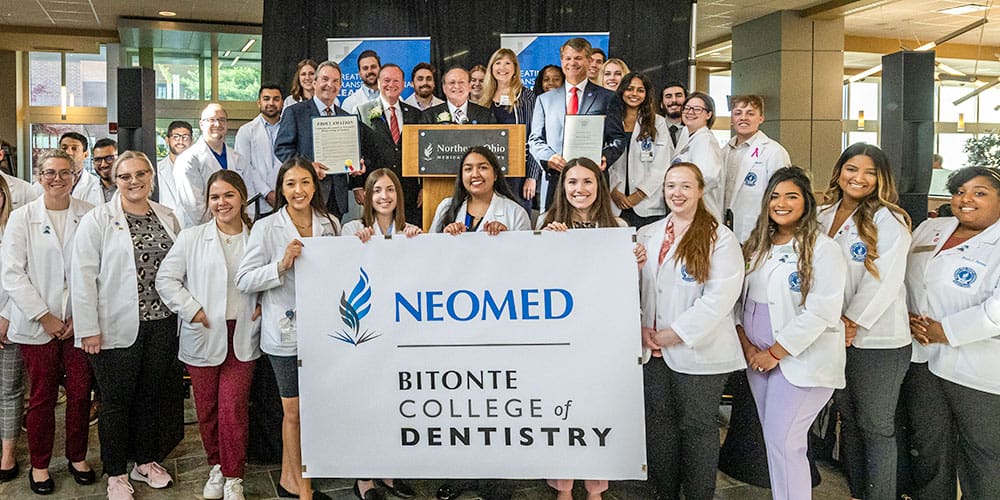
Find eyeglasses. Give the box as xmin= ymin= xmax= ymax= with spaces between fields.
xmin=39 ymin=169 xmax=75 ymax=181
xmin=168 ymin=134 xmax=192 ymax=142
xmin=200 ymin=118 xmax=227 ymax=125
xmin=115 ymin=169 xmax=152 ymax=183
xmin=683 ymin=105 xmax=707 ymax=114
xmin=93 ymin=155 xmax=117 ymax=165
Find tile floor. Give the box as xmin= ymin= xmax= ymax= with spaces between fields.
xmin=0 ymin=399 xmax=851 ymax=499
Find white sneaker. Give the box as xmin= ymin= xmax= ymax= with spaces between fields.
xmin=223 ymin=478 xmax=245 ymax=500
xmin=107 ymin=475 xmax=135 ymax=500
xmin=129 ymin=462 xmax=173 ymax=489
xmin=203 ymin=464 xmax=224 ymax=499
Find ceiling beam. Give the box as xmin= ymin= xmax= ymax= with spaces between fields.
xmin=800 ymin=0 xmax=900 ymax=20
xmin=845 ymin=35 xmax=1000 ymax=60
xmin=0 ymin=26 xmax=117 ymax=53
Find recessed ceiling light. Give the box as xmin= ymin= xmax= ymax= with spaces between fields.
xmin=158 ymin=11 xmax=177 ymax=17
xmin=938 ymin=4 xmax=988 ymax=15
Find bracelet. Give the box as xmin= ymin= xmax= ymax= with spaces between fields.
xmin=768 ymin=348 xmax=781 ymax=361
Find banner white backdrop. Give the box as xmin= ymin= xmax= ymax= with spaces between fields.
xmin=295 ymin=229 xmax=646 ymax=479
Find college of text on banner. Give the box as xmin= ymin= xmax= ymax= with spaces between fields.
xmin=295 ymin=228 xmax=646 ymax=479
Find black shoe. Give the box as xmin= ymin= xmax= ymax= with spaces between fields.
xmin=28 ymin=468 xmax=55 ymax=495
xmin=436 ymin=483 xmax=463 ymax=500
xmin=67 ymin=461 xmax=96 ymax=485
xmin=277 ymin=483 xmax=332 ymax=500
xmin=378 ymin=479 xmax=415 ymax=499
xmin=355 ymin=481 xmax=387 ymax=500
xmin=0 ymin=462 xmax=18 ymax=482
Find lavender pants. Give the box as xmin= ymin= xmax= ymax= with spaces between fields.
xmin=743 ymin=299 xmax=833 ymax=500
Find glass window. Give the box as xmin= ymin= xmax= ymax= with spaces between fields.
xmin=29 ymin=52 xmax=61 ymax=106
xmin=65 ymin=47 xmax=107 ymax=107
xmin=29 ymin=123 xmax=111 ymax=174
xmin=979 ymin=86 xmax=1000 ymax=124
xmin=938 ymin=132 xmax=974 ymax=169
xmin=939 ymin=85 xmax=977 ymax=123
xmin=155 ymin=55 xmax=202 ymax=100
xmin=847 ymin=131 xmax=878 ymax=147
xmin=218 ymin=57 xmax=260 ymax=102
xmin=847 ymin=81 xmax=878 ymax=122
xmin=708 ymin=74 xmax=731 ymax=117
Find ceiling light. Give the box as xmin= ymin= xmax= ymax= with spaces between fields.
xmin=240 ymin=39 xmax=256 ymax=52
xmin=231 ymin=56 xmax=240 ymax=67
xmin=223 ymin=50 xmax=231 ymax=57
xmin=916 ymin=18 xmax=988 ymax=50
xmin=937 ymin=62 xmax=966 ymax=76
xmin=846 ymin=65 xmax=882 ymax=84
xmin=158 ymin=11 xmax=177 ymax=17
xmin=938 ymin=4 xmax=988 ymax=16
xmin=696 ymin=44 xmax=731 ymax=58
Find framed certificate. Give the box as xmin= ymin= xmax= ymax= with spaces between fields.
xmin=312 ymin=115 xmax=362 ymax=174
xmin=562 ymin=114 xmax=605 ymax=165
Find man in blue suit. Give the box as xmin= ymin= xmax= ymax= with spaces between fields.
xmin=274 ymin=60 xmax=364 ymax=219
xmin=528 ymin=37 xmax=627 ymax=209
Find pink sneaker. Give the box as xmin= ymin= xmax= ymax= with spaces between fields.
xmin=107 ymin=475 xmax=134 ymax=500
xmin=129 ymin=462 xmax=173 ymax=489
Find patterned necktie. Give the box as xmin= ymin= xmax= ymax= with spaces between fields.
xmin=568 ymin=87 xmax=579 ymax=115
xmin=658 ymin=219 xmax=675 ymax=266
xmin=389 ymin=106 xmax=401 ymax=144
xmin=324 ymin=106 xmax=332 ymax=116
xmin=454 ymin=108 xmax=466 ymax=124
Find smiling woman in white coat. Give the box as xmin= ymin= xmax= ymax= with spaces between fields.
xmin=431 ymin=147 xmax=530 ymax=235
xmin=901 ymin=166 xmax=1000 ymax=499
xmin=671 ymin=92 xmax=723 ymax=222
xmin=156 ymin=170 xmax=261 ymax=500
xmin=2 ymin=150 xmax=96 ymax=493
xmin=235 ymin=158 xmax=338 ymax=500
xmin=637 ymin=162 xmax=744 ymax=500
xmin=608 ymin=73 xmax=670 ymax=229
xmin=817 ymin=143 xmax=912 ymax=500
xmin=71 ymin=151 xmax=182 ymax=499
xmin=738 ymin=166 xmax=846 ymax=500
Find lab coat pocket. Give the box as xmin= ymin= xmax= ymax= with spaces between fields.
xmin=179 ymin=322 xmax=211 ymax=364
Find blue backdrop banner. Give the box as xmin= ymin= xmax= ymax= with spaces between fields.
xmin=500 ymin=33 xmax=610 ymax=90
xmin=327 ymin=37 xmax=432 ymax=100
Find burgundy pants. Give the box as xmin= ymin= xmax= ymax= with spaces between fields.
xmin=186 ymin=321 xmax=255 ymax=478
xmin=20 ymin=337 xmax=92 ymax=469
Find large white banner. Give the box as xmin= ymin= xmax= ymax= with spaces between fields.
xmin=295 ymin=229 xmax=646 ymax=479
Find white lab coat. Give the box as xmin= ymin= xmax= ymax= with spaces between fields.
xmin=905 ymin=217 xmax=1000 ymax=395
xmin=235 ymin=207 xmax=339 ymax=357
xmin=71 ymin=194 xmax=180 ymax=349
xmin=818 ymin=203 xmax=912 ymax=349
xmin=430 ymin=193 xmax=531 ymax=233
xmin=2 ymin=197 xmax=94 ymax=344
xmin=155 ymin=220 xmax=261 ymax=366
xmin=722 ymin=131 xmax=791 ymax=242
xmin=672 ymin=126 xmax=724 ymax=222
xmin=739 ymin=235 xmax=847 ymax=389
xmin=608 ymin=115 xmax=671 ymax=218
xmin=172 ymin=138 xmax=263 ymax=228
xmin=234 ymin=114 xmax=282 ymax=199
xmin=342 ymin=87 xmax=378 ymax=114
xmin=341 ymin=219 xmax=419 ymax=237
xmin=638 ymin=218 xmax=746 ymax=374
xmin=2 ymin=172 xmax=39 ymax=210
xmin=157 ymin=156 xmax=178 ymax=211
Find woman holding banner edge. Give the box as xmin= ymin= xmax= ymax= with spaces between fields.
xmin=235 ymin=158 xmax=339 ymax=500
xmin=431 ymin=146 xmax=530 ymax=235
xmin=637 ymin=161 xmax=745 ymax=500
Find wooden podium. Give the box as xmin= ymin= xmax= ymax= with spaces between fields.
xmin=402 ymin=124 xmax=526 ymax=231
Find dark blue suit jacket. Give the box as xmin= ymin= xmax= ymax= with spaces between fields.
xmin=274 ymin=99 xmax=353 ymax=217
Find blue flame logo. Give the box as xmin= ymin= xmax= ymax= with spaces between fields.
xmin=330 ymin=268 xmax=381 ymax=346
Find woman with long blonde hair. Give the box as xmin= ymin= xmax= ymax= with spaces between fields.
xmin=479 ymin=48 xmax=540 ymax=214
xmin=738 ymin=166 xmax=847 ymax=500
xmin=817 ymin=143 xmax=911 ymax=500
xmin=638 ymin=162 xmax=744 ymax=500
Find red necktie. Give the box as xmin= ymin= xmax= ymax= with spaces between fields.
xmin=658 ymin=219 xmax=675 ymax=266
xmin=568 ymin=87 xmax=579 ymax=115
xmin=389 ymin=106 xmax=401 ymax=144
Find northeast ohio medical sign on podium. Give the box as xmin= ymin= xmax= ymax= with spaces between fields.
xmin=295 ymin=229 xmax=646 ymax=480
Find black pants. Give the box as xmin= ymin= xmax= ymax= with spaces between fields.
xmin=644 ymin=360 xmax=729 ymax=500
xmin=899 ymin=362 xmax=1000 ymax=499
xmin=89 ymin=315 xmax=181 ymax=476
xmin=835 ymin=345 xmax=910 ymax=500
